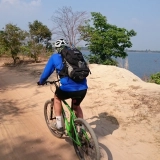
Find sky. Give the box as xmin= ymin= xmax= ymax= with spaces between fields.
xmin=0 ymin=0 xmax=160 ymax=50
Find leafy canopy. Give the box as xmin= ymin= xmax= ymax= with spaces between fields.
xmin=28 ymin=20 xmax=52 ymax=62
xmin=79 ymin=12 xmax=137 ymax=65
xmin=29 ymin=20 xmax=52 ymax=42
xmin=0 ymin=23 xmax=27 ymax=63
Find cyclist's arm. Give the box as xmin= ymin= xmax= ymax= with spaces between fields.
xmin=39 ymin=56 xmax=55 ymax=84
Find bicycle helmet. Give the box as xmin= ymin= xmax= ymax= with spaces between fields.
xmin=55 ymin=39 xmax=67 ymax=48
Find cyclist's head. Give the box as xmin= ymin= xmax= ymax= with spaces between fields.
xmin=55 ymin=39 xmax=68 ymax=53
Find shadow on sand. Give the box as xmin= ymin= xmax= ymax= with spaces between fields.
xmin=0 ymin=135 xmax=76 ymax=160
xmin=88 ymin=112 xmax=119 ymax=160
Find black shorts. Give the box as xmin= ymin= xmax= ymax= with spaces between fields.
xmin=55 ymin=88 xmax=87 ymax=106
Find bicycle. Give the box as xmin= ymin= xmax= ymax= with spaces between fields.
xmin=44 ymin=80 xmax=100 ymax=160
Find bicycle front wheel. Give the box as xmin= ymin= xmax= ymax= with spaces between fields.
xmin=44 ymin=99 xmax=63 ymax=138
xmin=72 ymin=118 xmax=100 ymax=160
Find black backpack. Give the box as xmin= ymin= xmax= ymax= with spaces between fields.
xmin=59 ymin=46 xmax=91 ymax=82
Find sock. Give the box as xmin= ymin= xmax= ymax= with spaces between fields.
xmin=56 ymin=116 xmax=62 ymax=129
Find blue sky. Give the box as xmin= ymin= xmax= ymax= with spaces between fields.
xmin=0 ymin=0 xmax=160 ymax=50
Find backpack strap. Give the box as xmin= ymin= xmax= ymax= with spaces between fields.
xmin=55 ymin=69 xmax=59 ymax=80
xmin=58 ymin=51 xmax=68 ymax=79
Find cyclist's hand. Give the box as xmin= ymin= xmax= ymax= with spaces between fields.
xmin=37 ymin=81 xmax=46 ymax=85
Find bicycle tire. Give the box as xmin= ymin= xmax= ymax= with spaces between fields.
xmin=44 ymin=99 xmax=63 ymax=138
xmin=72 ymin=118 xmax=100 ymax=160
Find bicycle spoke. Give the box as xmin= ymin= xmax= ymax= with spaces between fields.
xmin=72 ymin=118 xmax=100 ymax=160
xmin=44 ymin=100 xmax=63 ymax=138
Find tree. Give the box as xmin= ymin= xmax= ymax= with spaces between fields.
xmin=28 ymin=41 xmax=44 ymax=62
xmin=51 ymin=6 xmax=88 ymax=46
xmin=0 ymin=24 xmax=27 ymax=64
xmin=79 ymin=12 xmax=137 ymax=65
xmin=0 ymin=43 xmax=7 ymax=56
xmin=28 ymin=20 xmax=52 ymax=62
xmin=29 ymin=20 xmax=52 ymax=42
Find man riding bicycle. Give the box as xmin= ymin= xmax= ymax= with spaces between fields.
xmin=37 ymin=39 xmax=88 ymax=133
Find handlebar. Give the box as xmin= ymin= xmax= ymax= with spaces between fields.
xmin=45 ymin=80 xmax=60 ymax=88
xmin=45 ymin=80 xmax=60 ymax=85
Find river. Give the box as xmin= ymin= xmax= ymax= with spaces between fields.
xmin=82 ymin=50 xmax=160 ymax=78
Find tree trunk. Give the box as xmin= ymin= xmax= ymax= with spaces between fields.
xmin=12 ymin=55 xmax=16 ymax=64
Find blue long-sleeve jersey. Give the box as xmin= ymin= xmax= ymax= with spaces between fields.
xmin=39 ymin=53 xmax=88 ymax=91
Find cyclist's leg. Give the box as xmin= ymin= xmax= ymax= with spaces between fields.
xmin=72 ymin=102 xmax=83 ymax=118
xmin=54 ymin=94 xmax=62 ymax=116
xmin=54 ymin=88 xmax=71 ymax=116
xmin=53 ymin=94 xmax=63 ymax=129
xmin=54 ymin=88 xmax=71 ymax=129
xmin=44 ymin=99 xmax=63 ymax=138
xmin=72 ymin=90 xmax=87 ymax=118
xmin=55 ymin=88 xmax=87 ymax=119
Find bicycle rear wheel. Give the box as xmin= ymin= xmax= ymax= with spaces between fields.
xmin=72 ymin=118 xmax=100 ymax=160
xmin=44 ymin=99 xmax=63 ymax=138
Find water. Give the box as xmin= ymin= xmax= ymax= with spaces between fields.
xmin=124 ymin=52 xmax=160 ymax=78
xmin=82 ymin=50 xmax=160 ymax=78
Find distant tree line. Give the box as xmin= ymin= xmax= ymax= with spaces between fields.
xmin=0 ymin=6 xmax=136 ymax=65
xmin=0 ymin=21 xmax=52 ymax=63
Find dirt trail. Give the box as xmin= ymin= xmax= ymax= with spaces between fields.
xmin=0 ymin=66 xmax=78 ymax=160
xmin=0 ymin=61 xmax=160 ymax=160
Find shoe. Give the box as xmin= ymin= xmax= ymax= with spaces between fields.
xmin=50 ymin=122 xmax=64 ymax=134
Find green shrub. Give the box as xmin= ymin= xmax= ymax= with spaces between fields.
xmin=150 ymin=72 xmax=160 ymax=84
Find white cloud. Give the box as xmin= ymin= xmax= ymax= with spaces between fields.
xmin=0 ymin=0 xmax=41 ymax=10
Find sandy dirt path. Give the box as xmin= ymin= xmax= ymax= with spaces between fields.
xmin=0 ymin=66 xmax=79 ymax=160
xmin=0 ymin=62 xmax=160 ymax=160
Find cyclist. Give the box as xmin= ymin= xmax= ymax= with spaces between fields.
xmin=37 ymin=39 xmax=88 ymax=133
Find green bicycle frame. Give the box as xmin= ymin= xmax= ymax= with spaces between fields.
xmin=61 ymin=100 xmax=81 ymax=146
